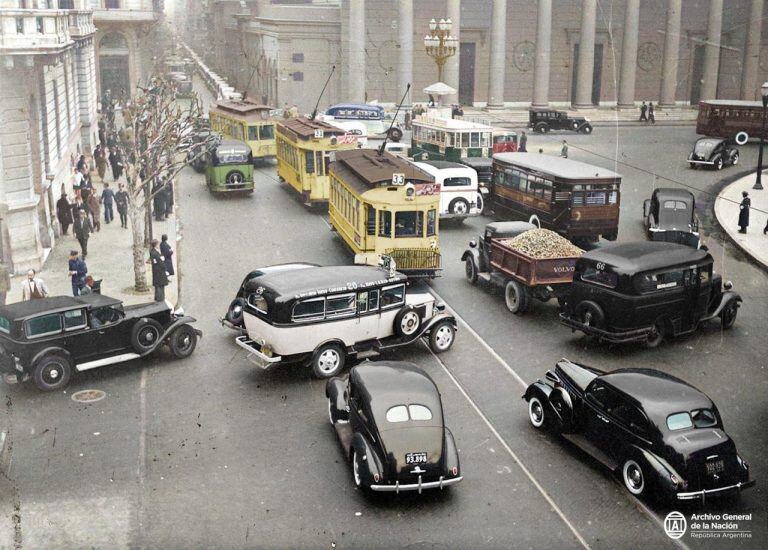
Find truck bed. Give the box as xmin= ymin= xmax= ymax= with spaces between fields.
xmin=489 ymin=238 xmax=580 ymax=286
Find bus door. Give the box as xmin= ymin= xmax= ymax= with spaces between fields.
xmin=355 ymin=289 xmax=381 ymax=340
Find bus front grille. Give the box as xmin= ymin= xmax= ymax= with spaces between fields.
xmin=385 ymin=248 xmax=441 ymax=271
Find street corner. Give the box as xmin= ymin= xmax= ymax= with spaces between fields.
xmin=714 ymin=171 xmax=768 ymax=271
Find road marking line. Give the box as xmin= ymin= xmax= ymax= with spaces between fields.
xmin=424 ymin=344 xmax=591 ymax=550
xmin=136 ymin=368 xmax=148 ymax=534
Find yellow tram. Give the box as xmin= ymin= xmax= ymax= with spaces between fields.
xmin=276 ymin=117 xmax=359 ymax=205
xmin=209 ymin=100 xmax=277 ymax=162
xmin=328 ymin=149 xmax=442 ymax=278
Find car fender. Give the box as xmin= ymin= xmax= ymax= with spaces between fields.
xmin=420 ymin=314 xmax=457 ymax=336
xmin=351 ymin=432 xmax=384 ymax=483
xmin=443 ymin=427 xmax=461 ymax=477
xmin=629 ymin=446 xmax=681 ymax=497
xmin=160 ymin=316 xmax=202 ymax=340
xmin=460 ymin=247 xmax=480 ymax=267
xmin=313 ymin=338 xmax=349 ymax=356
xmin=325 ymin=377 xmax=349 ymax=419
xmin=523 ymin=381 xmax=572 ymax=431
xmin=30 ymin=346 xmax=72 ymax=371
xmin=703 ymin=291 xmax=742 ymax=320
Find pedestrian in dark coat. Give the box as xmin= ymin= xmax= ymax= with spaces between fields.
xmin=73 ymin=210 xmax=93 ymax=258
xmin=109 ymin=149 xmax=123 ymax=181
xmin=56 ymin=192 xmax=73 ymax=235
xmin=87 ymin=192 xmax=101 ymax=232
xmin=80 ymin=168 xmax=93 ymax=202
xmin=98 ymin=120 xmax=106 ymax=146
xmin=519 ymin=131 xmax=528 ymax=152
xmin=101 ymin=182 xmax=115 ymax=224
xmin=68 ymin=249 xmax=88 ymax=296
xmin=153 ymin=180 xmax=166 ymax=222
xmin=160 ymin=234 xmax=175 ymax=276
xmin=164 ymin=180 xmax=174 ymax=218
xmin=648 ymin=102 xmax=656 ymax=124
xmin=561 ymin=140 xmax=569 ymax=158
xmin=115 ymin=183 xmax=129 ymax=228
xmin=94 ymin=143 xmax=107 ymax=181
xmin=738 ymin=191 xmax=750 ymax=233
xmin=147 ymin=239 xmax=169 ymax=302
xmin=639 ymin=101 xmax=648 ymax=122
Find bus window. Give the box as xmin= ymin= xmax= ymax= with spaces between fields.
xmin=427 ymin=209 xmax=436 ymax=236
xmin=305 ymin=151 xmax=315 ymax=174
xmin=379 ymin=210 xmax=392 ymax=237
xmin=395 ymin=211 xmax=423 ymax=237
xmin=542 ymin=179 xmax=553 ymax=201
xmin=260 ymin=125 xmax=274 ymax=140
xmin=248 ymin=126 xmax=259 ymax=141
xmin=586 ymin=190 xmax=606 ymax=205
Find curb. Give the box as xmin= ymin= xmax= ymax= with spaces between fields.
xmin=0 ymin=431 xmax=8 ymax=477
xmin=713 ymin=172 xmax=768 ymax=273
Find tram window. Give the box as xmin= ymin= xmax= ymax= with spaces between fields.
xmin=585 ymin=191 xmax=606 ymax=205
xmin=316 ymin=151 xmax=324 ymax=176
xmin=572 ymin=193 xmax=585 ymax=206
xmin=445 ymin=133 xmax=453 ymax=147
xmin=470 ymin=133 xmax=480 ymax=147
xmin=444 ymin=177 xmax=471 ymax=187
xmin=367 ymin=206 xmax=376 ymax=235
xmin=427 ymin=209 xmax=437 ymax=236
xmin=248 ymin=126 xmax=259 ymax=141
xmin=519 ymin=174 xmax=530 ymax=193
xmin=260 ymin=125 xmax=274 ymax=140
xmin=542 ymin=179 xmax=553 ymax=201
xmin=608 ymin=191 xmax=618 ymax=204
xmin=379 ymin=210 xmax=392 ymax=237
xmin=305 ymin=151 xmax=315 ymax=174
xmin=480 ymin=133 xmax=490 ymax=147
xmin=395 ymin=211 xmax=422 ymax=238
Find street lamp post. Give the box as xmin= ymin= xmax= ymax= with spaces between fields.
xmin=754 ymin=81 xmax=768 ymax=190
xmin=423 ymin=18 xmax=457 ymax=83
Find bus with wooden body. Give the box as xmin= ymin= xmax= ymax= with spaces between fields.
xmin=411 ymin=112 xmax=494 ymax=163
xmin=276 ymin=117 xmax=359 ymax=205
xmin=491 ymin=153 xmax=621 ymax=243
xmin=696 ymin=100 xmax=768 ymax=145
xmin=209 ymin=100 xmax=278 ymax=162
xmin=329 ymin=149 xmax=442 ymax=278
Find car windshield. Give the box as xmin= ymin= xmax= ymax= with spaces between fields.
xmin=666 ymin=409 xmax=718 ymax=430
xmin=694 ymin=139 xmax=719 ymax=155
xmin=385 ymin=404 xmax=433 ymax=423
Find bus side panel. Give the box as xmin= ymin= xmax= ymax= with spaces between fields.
xmin=492 ymin=186 xmax=552 ymax=226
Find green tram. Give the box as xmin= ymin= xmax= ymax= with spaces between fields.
xmin=205 ymin=139 xmax=255 ymax=194
xmin=411 ymin=112 xmax=494 ymax=162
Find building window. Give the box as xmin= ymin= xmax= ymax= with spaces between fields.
xmin=292 ymin=53 xmax=304 ymax=63
xmin=16 ymin=18 xmax=24 ymax=34
xmin=292 ymin=72 xmax=303 ymax=82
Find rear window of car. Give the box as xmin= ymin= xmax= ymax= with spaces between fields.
xmin=580 ymin=267 xmax=618 ymax=288
xmin=666 ymin=410 xmax=718 ymax=431
xmin=385 ymin=404 xmax=433 ymax=423
xmin=25 ymin=313 xmax=62 ymax=338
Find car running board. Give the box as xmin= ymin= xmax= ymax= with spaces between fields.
xmin=562 ymin=433 xmax=619 ymax=471
xmin=76 ymin=352 xmax=142 ymax=372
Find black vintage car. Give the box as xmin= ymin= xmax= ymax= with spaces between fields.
xmin=221 ymin=262 xmax=320 ymax=330
xmin=559 ymin=242 xmax=741 ymax=347
xmin=643 ymin=188 xmax=700 ymax=248
xmin=523 ymin=359 xmax=754 ymax=502
xmin=688 ymin=137 xmax=739 ymax=170
xmin=326 ymin=361 xmax=462 ymax=493
xmin=0 ymin=295 xmax=201 ymax=391
xmin=529 ymin=108 xmax=593 ymax=134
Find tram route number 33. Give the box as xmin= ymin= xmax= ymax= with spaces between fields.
xmin=392 ymin=173 xmax=405 ymax=185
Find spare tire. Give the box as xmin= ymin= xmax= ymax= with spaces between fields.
xmin=388 ymin=127 xmax=403 ymax=142
xmin=131 ymin=318 xmax=163 ymax=354
xmin=226 ymin=170 xmax=245 ymax=186
xmin=226 ymin=297 xmax=247 ymax=327
xmin=394 ymin=306 xmax=422 ymax=337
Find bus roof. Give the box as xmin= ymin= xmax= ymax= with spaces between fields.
xmin=416 ymin=160 xmax=467 ymax=171
xmin=412 ymin=114 xmax=494 ymax=131
xmin=699 ymin=99 xmax=762 ymax=108
xmin=331 ymin=150 xmax=433 ymax=194
xmin=278 ymin=116 xmax=349 ymax=139
xmin=493 ymin=152 xmax=622 ymax=181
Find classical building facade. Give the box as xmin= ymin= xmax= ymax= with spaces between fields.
xmin=0 ymin=0 xmax=98 ymax=273
xmin=192 ymin=0 xmax=768 ymax=113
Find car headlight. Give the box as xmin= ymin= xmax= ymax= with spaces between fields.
xmin=583 ymin=117 xmax=591 ymax=122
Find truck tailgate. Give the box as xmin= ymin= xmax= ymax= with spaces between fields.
xmin=489 ymin=239 xmax=579 ymax=286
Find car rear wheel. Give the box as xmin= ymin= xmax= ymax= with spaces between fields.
xmin=429 ymin=321 xmax=455 ymax=353
xmin=720 ymin=301 xmax=738 ymax=329
xmin=449 ymin=198 xmax=470 ymax=216
xmin=464 ymin=257 xmax=478 ymax=284
xmin=646 ymin=321 xmax=665 ymax=348
xmin=33 ymin=354 xmax=72 ymax=392
xmin=504 ymin=280 xmax=528 ymax=314
xmin=580 ymin=124 xmax=593 ymax=134
xmin=475 ymin=192 xmax=485 ymax=214
xmin=352 ymin=450 xmax=363 ymax=488
xmin=575 ymin=301 xmax=604 ymax=329
xmin=394 ymin=306 xmax=421 ymax=337
xmin=311 ymin=343 xmax=345 ymax=379
xmin=131 ymin=318 xmax=163 ymax=354
xmin=534 ymin=122 xmax=549 ymax=134
xmin=168 ymin=324 xmax=198 ymax=358
xmin=732 ymin=152 xmax=739 ymax=165
xmin=622 ymin=459 xmax=646 ymax=496
xmin=528 ymin=396 xmax=546 ymax=429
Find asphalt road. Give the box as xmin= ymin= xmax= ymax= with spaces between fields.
xmin=1 ymin=122 xmax=766 ymax=549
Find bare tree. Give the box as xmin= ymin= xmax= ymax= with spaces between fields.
xmin=114 ymin=76 xmax=215 ymax=292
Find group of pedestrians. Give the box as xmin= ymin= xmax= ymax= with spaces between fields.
xmin=639 ymin=101 xmax=656 ymax=124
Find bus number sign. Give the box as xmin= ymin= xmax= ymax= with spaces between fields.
xmin=392 ymin=173 xmax=405 ymax=186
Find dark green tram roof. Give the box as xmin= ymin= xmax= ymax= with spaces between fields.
xmin=330 ymin=149 xmax=433 ymax=195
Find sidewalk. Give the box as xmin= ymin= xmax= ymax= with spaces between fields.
xmin=714 ymin=172 xmax=768 ymax=271
xmin=460 ymin=105 xmax=698 ymax=127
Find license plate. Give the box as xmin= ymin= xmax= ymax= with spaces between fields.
xmin=705 ymin=459 xmax=725 ymax=476
xmin=405 ymin=452 xmax=427 ymax=465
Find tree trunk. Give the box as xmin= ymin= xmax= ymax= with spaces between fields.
xmin=129 ymin=202 xmax=149 ymax=292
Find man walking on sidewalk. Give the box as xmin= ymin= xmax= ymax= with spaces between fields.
xmin=101 ymin=183 xmax=115 ymax=224
xmin=639 ymin=101 xmax=647 ymax=122
xmin=648 ymin=102 xmax=656 ymax=124
xmin=738 ymin=191 xmax=751 ymax=233
xmin=147 ymin=239 xmax=169 ymax=302
xmin=115 ymin=183 xmax=129 ymax=228
xmin=56 ymin=191 xmax=73 ymax=235
xmin=68 ymin=250 xmax=88 ymax=296
xmin=21 ymin=269 xmax=49 ymax=301
xmin=73 ymin=210 xmax=94 ymax=258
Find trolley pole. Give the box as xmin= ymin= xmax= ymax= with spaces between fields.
xmin=754 ymin=81 xmax=768 ymax=190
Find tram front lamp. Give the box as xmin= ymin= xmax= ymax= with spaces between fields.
xmin=405 ymin=183 xmax=415 ymax=199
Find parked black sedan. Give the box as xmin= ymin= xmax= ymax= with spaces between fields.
xmin=528 ymin=108 xmax=593 ymax=134
xmin=523 ymin=359 xmax=754 ymax=502
xmin=0 ymin=295 xmax=201 ymax=391
xmin=326 ymin=361 xmax=462 ymax=493
xmin=688 ymin=137 xmax=739 ymax=170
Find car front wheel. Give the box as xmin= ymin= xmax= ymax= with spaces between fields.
xmin=465 ymin=257 xmax=478 ymax=284
xmin=622 ymin=459 xmax=647 ymax=496
xmin=714 ymin=156 xmax=723 ymax=170
xmin=731 ymin=152 xmax=739 ymax=165
xmin=429 ymin=321 xmax=455 ymax=353
xmin=33 ymin=354 xmax=72 ymax=392
xmin=352 ymin=449 xmax=364 ymax=489
xmin=720 ymin=302 xmax=738 ymax=329
xmin=528 ymin=396 xmax=546 ymax=429
xmin=168 ymin=324 xmax=198 ymax=358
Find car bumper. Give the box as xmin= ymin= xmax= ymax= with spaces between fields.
xmin=234 ymin=335 xmax=283 ymax=369
xmin=559 ymin=314 xmax=653 ymax=343
xmin=688 ymin=158 xmax=714 ymax=165
xmin=370 ymin=475 xmax=463 ymax=493
xmin=677 ymin=479 xmax=755 ymax=501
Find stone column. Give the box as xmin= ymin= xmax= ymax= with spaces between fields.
xmin=532 ymin=0 xmax=551 ymax=107
xmin=487 ymin=0 xmax=507 ymax=108
xmin=443 ymin=0 xmax=461 ymax=104
xmin=574 ymin=0 xmax=597 ymax=107
xmin=701 ymin=0 xmax=723 ymax=100
xmin=617 ymin=0 xmax=640 ymax=108
xmin=659 ymin=0 xmax=682 ymax=107
xmin=348 ymin=0 xmax=366 ymax=103
xmin=397 ymin=0 xmax=413 ymax=106
xmin=741 ymin=0 xmax=764 ymax=100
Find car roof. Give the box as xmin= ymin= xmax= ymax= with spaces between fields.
xmin=416 ymin=160 xmax=467 ymax=171
xmin=493 ymin=153 xmax=622 ymax=181
xmin=581 ymin=241 xmax=709 ymax=273
xmin=257 ymin=265 xmax=408 ymax=303
xmin=353 ymin=361 xmax=443 ymax=427
xmin=600 ymin=368 xmax=714 ymax=420
xmin=652 ymin=187 xmax=695 ymax=203
xmin=695 ymin=137 xmax=724 ymax=146
xmin=0 ymin=294 xmax=122 ymax=321
xmin=215 ymin=139 xmax=251 ymax=155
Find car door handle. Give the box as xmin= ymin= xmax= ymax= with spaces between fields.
xmin=598 ymin=415 xmax=610 ymax=423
